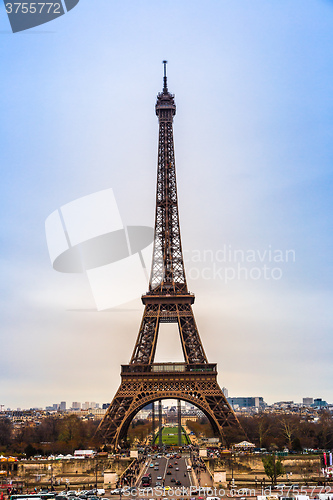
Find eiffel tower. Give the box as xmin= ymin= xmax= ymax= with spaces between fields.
xmin=97 ymin=62 xmax=243 ymax=447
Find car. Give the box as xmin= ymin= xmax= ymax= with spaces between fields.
xmin=166 ymin=471 xmax=171 ymax=475
xmin=171 ymin=478 xmax=176 ymax=483
xmin=154 ymin=467 xmax=159 ymax=471
xmin=150 ymin=464 xmax=154 ymax=468
xmin=155 ymin=462 xmax=159 ymax=466
xmin=157 ymin=476 xmax=162 ymax=480
xmin=174 ymin=461 xmax=178 ymax=464
xmin=164 ymin=487 xmax=171 ymax=491
xmin=175 ymin=467 xmax=179 ymax=471
xmin=156 ymin=482 xmax=162 ymax=487
xmin=168 ymin=464 xmax=173 ymax=468
xmin=175 ymin=481 xmax=181 ymax=486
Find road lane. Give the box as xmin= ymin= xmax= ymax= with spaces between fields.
xmin=185 ymin=457 xmax=194 ymax=487
xmin=136 ymin=452 xmax=193 ymax=493
xmin=162 ymin=456 xmax=170 ymax=483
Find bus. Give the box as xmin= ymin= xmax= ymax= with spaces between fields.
xmin=10 ymin=495 xmax=57 ymax=500
xmin=141 ymin=474 xmax=152 ymax=487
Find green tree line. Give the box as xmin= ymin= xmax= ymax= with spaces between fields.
xmin=0 ymin=415 xmax=102 ymax=456
xmin=239 ymin=411 xmax=333 ymax=451
xmin=1 ymin=410 xmax=333 ymax=456
xmin=187 ymin=411 xmax=333 ymax=451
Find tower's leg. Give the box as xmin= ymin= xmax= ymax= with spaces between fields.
xmin=177 ymin=399 xmax=181 ymax=446
xmin=158 ymin=399 xmax=162 ymax=447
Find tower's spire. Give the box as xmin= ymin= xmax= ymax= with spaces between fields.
xmin=162 ymin=60 xmax=168 ymax=92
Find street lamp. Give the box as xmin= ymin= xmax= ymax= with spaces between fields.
xmin=50 ymin=462 xmax=54 ymax=491
xmin=95 ymin=457 xmax=98 ymax=490
xmin=231 ymin=451 xmax=235 ymax=488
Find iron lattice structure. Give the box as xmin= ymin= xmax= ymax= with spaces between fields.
xmin=98 ymin=63 xmax=243 ymax=447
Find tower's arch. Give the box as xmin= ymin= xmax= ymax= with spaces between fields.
xmin=117 ymin=395 xmax=220 ymax=446
xmin=98 ymin=370 xmax=243 ymax=448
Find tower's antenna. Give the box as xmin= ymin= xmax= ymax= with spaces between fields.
xmin=162 ymin=60 xmax=168 ymax=92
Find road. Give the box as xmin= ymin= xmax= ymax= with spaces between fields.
xmin=139 ymin=453 xmax=193 ymax=488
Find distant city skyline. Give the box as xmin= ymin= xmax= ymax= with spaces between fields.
xmin=1 ymin=393 xmax=331 ymax=412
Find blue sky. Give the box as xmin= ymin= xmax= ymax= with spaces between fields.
xmin=0 ymin=0 xmax=332 ymax=409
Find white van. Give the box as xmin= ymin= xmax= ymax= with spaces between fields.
xmin=187 ymin=465 xmax=192 ymax=471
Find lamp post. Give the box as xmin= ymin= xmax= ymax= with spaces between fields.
xmin=95 ymin=457 xmax=98 ymax=491
xmin=231 ymin=451 xmax=235 ymax=488
xmin=50 ymin=462 xmax=54 ymax=491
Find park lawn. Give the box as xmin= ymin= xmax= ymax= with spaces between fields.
xmin=153 ymin=426 xmax=191 ymax=445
